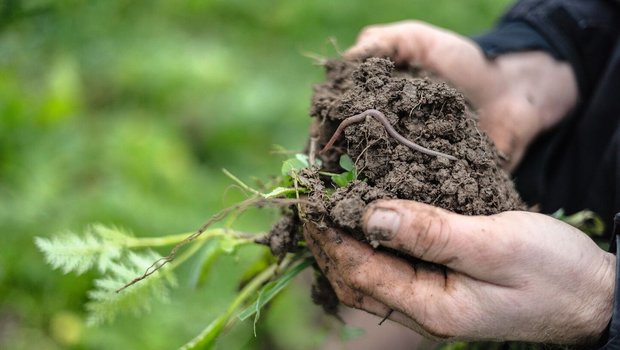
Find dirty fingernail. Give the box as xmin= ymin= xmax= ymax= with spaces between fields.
xmin=364 ymin=207 xmax=401 ymax=242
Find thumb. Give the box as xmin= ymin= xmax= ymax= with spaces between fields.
xmin=362 ymin=199 xmax=508 ymax=276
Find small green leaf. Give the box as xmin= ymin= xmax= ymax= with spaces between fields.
xmin=331 ymin=171 xmax=356 ymax=188
xmin=180 ymin=263 xmax=279 ymax=350
xmin=295 ymin=153 xmax=310 ymax=166
xmin=552 ymin=209 xmax=605 ymax=237
xmin=328 ymin=154 xmax=358 ymax=187
xmin=35 ymin=224 xmax=130 ymax=275
xmin=550 ymin=208 xmax=565 ymax=219
xmin=339 ymin=154 xmax=355 ymax=171
xmin=179 ymin=313 xmax=228 ymax=350
xmin=237 ymin=259 xmax=312 ymax=322
xmin=281 ymin=158 xmax=307 ymax=176
xmin=85 ymin=250 xmax=177 ymax=326
xmin=280 ymin=153 xmax=321 ymax=176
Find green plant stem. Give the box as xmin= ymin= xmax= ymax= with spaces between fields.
xmin=124 ymin=229 xmax=255 ymax=249
xmin=224 ymin=263 xmax=278 ymax=327
xmin=222 ymin=169 xmax=303 ymax=199
xmin=222 ymin=168 xmax=264 ymax=197
xmin=180 ymin=262 xmax=279 ymax=350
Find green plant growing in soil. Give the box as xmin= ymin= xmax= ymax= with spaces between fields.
xmin=36 ymin=57 xmax=604 ymax=350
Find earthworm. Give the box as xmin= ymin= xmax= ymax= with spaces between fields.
xmin=320 ymin=109 xmax=458 ymax=161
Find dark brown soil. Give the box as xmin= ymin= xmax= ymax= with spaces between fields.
xmin=308 ymin=57 xmax=523 ymax=232
xmin=261 ymin=57 xmax=525 ymax=318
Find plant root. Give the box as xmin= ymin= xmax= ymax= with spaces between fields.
xmin=116 ymin=197 xmax=312 ymax=293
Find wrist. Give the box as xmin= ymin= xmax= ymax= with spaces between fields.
xmin=494 ymin=51 xmax=578 ymax=130
xmin=481 ymin=52 xmax=577 ymax=169
xmin=578 ymin=251 xmax=616 ymax=345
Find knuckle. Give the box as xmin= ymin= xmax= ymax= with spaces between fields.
xmin=332 ymin=282 xmax=363 ymax=309
xmin=421 ymin=319 xmax=457 ymax=340
xmin=412 ymin=299 xmax=461 ymax=339
xmin=334 ymin=287 xmax=354 ymax=306
xmin=339 ymin=250 xmax=374 ymax=290
xmin=406 ymin=208 xmax=453 ymax=260
xmin=346 ymin=268 xmax=367 ymax=291
xmin=358 ymin=26 xmax=378 ymax=39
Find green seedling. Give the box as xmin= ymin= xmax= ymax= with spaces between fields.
xmin=35 ymin=150 xmax=354 ymax=350
xmin=329 ymin=154 xmax=358 ymax=187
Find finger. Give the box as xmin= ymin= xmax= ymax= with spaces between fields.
xmin=362 ymin=199 xmax=521 ymax=284
xmin=303 ymin=224 xmax=432 ymax=333
xmin=311 ymin=224 xmax=466 ymax=337
xmin=344 ymin=24 xmax=402 ymax=61
xmin=304 ymin=223 xmax=389 ymax=313
xmin=305 ymin=224 xmax=484 ymax=340
xmin=344 ymin=41 xmax=391 ymax=61
xmin=344 ymin=25 xmax=382 ymax=59
xmin=303 ymin=225 xmax=389 ymax=315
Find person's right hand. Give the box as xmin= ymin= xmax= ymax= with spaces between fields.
xmin=345 ymin=21 xmax=578 ymax=170
xmin=303 ymin=200 xmax=616 ymax=345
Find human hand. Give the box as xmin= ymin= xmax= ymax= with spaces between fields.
xmin=303 ymin=200 xmax=615 ymax=344
xmin=345 ymin=21 xmax=578 ymax=170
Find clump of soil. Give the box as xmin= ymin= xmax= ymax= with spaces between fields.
xmin=308 ymin=57 xmax=523 ymax=231
xmin=261 ymin=57 xmax=524 ymax=313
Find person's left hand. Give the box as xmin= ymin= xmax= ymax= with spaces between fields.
xmin=303 ymin=200 xmax=615 ymax=345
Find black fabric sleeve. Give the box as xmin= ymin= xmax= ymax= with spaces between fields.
xmin=474 ymin=20 xmax=564 ymax=60
xmin=599 ymin=213 xmax=620 ymax=349
xmin=473 ymin=0 xmax=620 ymax=100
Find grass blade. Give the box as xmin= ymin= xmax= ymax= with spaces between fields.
xmin=179 ymin=262 xmax=279 ymax=350
xmin=237 ymin=258 xmax=312 ymax=321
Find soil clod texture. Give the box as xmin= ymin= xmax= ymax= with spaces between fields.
xmin=309 ymin=58 xmax=524 ymax=232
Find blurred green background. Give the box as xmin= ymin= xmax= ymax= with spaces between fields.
xmin=0 ymin=0 xmax=510 ymax=349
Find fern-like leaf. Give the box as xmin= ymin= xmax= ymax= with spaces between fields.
xmin=35 ymin=224 xmax=130 ymax=274
xmin=86 ymin=250 xmax=177 ymax=326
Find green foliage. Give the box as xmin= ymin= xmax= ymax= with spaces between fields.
xmin=180 ymin=256 xmax=312 ymax=350
xmin=281 ymin=154 xmax=310 ymax=176
xmin=281 ymin=153 xmax=321 ymax=176
xmin=35 ymin=225 xmax=177 ymax=325
xmin=237 ymin=258 xmax=313 ymax=329
xmin=181 ymin=263 xmax=280 ymax=350
xmin=35 ymin=224 xmax=255 ymax=332
xmin=330 ymin=154 xmax=358 ymax=187
xmin=85 ymin=251 xmax=177 ymax=326
xmin=35 ymin=224 xmax=126 ymax=275
xmin=181 ymin=313 xmax=228 ymax=350
xmin=552 ymin=209 xmax=605 ymax=237
xmin=192 ymin=235 xmax=249 ymax=287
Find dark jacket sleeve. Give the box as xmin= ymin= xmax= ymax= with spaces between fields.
xmin=473 ymin=0 xmax=620 ymax=100
xmin=600 ymin=214 xmax=620 ymax=349
xmin=472 ymin=2 xmax=620 ymax=348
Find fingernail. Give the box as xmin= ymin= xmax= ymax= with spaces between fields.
xmin=364 ymin=207 xmax=401 ymax=243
